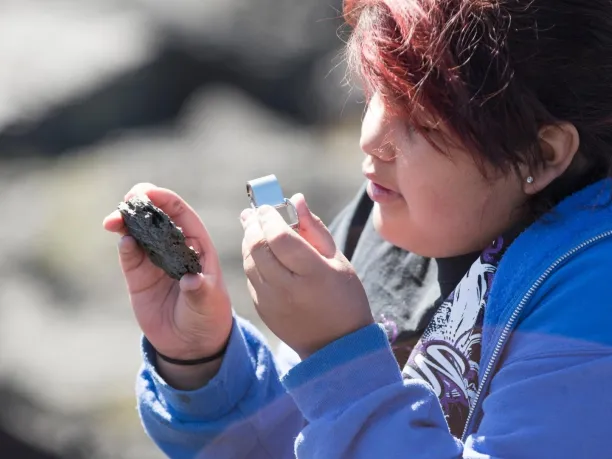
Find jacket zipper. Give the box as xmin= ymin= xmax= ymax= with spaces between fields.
xmin=461 ymin=230 xmax=612 ymax=441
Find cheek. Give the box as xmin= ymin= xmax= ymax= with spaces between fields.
xmin=376 ymin=160 xmax=507 ymax=256
xmin=370 ymin=145 xmax=452 ymax=252
xmin=369 ymin=134 xmax=523 ymax=256
xmin=371 ymin=202 xmax=410 ymax=249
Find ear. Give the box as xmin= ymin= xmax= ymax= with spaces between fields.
xmin=523 ymin=123 xmax=580 ymax=195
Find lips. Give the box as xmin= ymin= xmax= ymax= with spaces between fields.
xmin=363 ymin=172 xmax=399 ymax=194
xmin=372 ymin=182 xmax=393 ymax=193
xmin=363 ymin=171 xmax=402 ymax=204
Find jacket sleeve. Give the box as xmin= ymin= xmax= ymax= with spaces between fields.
xmin=281 ymin=243 xmax=612 ymax=459
xmin=137 ymin=316 xmax=304 ymax=459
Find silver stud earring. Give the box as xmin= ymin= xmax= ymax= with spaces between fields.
xmin=526 ymin=176 xmax=534 ymax=184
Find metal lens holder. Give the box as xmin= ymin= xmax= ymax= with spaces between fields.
xmin=246 ymin=174 xmax=299 ymax=229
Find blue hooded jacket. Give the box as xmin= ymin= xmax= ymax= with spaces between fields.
xmin=137 ymin=179 xmax=612 ymax=458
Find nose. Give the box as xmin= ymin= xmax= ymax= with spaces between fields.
xmin=359 ymin=93 xmax=395 ymax=162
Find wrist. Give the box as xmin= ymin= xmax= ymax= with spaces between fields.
xmin=296 ymin=318 xmax=375 ymax=360
xmin=156 ymin=337 xmax=229 ymax=366
xmin=153 ymin=335 xmax=231 ymax=390
xmin=156 ymin=354 xmax=223 ymax=390
xmin=155 ymin=327 xmax=232 ymax=363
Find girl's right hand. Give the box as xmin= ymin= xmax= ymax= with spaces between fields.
xmin=103 ymin=183 xmax=233 ymax=387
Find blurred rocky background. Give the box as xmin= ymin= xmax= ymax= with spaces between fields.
xmin=0 ymin=1 xmax=366 ymax=457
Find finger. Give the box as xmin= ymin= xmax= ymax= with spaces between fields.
xmin=180 ymin=272 xmax=204 ymax=293
xmin=103 ymin=182 xmax=157 ymax=234
xmin=241 ymin=210 xmax=293 ymax=283
xmin=147 ymin=188 xmax=212 ymax=240
xmin=124 ymin=182 xmax=156 ymax=202
xmin=245 ymin=278 xmax=281 ymax=326
xmin=118 ymin=235 xmax=151 ymax=275
xmin=256 ymin=205 xmax=324 ymax=276
xmin=178 ymin=272 xmax=217 ymax=313
xmin=127 ymin=184 xmax=205 ymax=236
xmin=103 ymin=210 xmax=126 ymax=234
xmin=245 ymin=278 xmax=273 ymax=323
xmin=291 ymin=193 xmax=336 ymax=258
xmin=246 ymin=278 xmax=260 ymax=308
xmin=103 ymin=183 xmax=157 ymax=236
xmin=117 ymin=236 xmax=168 ymax=295
xmin=240 ymin=207 xmax=255 ymax=223
xmin=242 ymin=233 xmax=265 ymax=286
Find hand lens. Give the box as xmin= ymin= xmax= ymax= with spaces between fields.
xmin=246 ymin=174 xmax=299 ymax=229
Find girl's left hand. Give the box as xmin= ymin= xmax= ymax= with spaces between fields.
xmin=240 ymin=194 xmax=374 ymax=359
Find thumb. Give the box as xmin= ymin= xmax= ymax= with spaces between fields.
xmin=291 ymin=193 xmax=336 ymax=258
xmin=179 ymin=273 xmax=211 ymax=309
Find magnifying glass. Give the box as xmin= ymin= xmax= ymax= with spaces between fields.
xmin=246 ymin=174 xmax=299 ymax=230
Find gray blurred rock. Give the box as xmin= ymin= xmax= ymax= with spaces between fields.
xmin=132 ymin=0 xmax=346 ymax=64
xmin=0 ymin=0 xmax=361 ymax=157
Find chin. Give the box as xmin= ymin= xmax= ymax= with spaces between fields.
xmin=372 ymin=205 xmax=445 ymax=257
xmin=372 ymin=206 xmax=417 ymax=253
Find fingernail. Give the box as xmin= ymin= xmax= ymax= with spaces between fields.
xmin=258 ymin=205 xmax=273 ymax=215
xmin=118 ymin=235 xmax=136 ymax=254
xmin=296 ymin=193 xmax=310 ymax=211
xmin=180 ymin=273 xmax=203 ymax=291
xmin=240 ymin=208 xmax=254 ymax=222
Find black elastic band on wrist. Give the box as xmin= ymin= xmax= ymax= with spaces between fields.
xmin=156 ymin=341 xmax=229 ymax=366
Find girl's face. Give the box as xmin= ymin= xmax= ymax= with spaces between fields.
xmin=361 ymin=93 xmax=529 ymax=257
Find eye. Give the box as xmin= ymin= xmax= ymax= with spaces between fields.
xmin=406 ymin=123 xmax=437 ymax=135
xmin=420 ymin=124 xmax=438 ymax=133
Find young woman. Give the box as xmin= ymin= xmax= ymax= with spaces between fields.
xmin=104 ymin=0 xmax=612 ymax=457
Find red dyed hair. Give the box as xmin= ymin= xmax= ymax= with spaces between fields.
xmin=343 ymin=0 xmax=612 ymax=215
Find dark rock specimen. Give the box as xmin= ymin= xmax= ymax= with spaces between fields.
xmin=118 ymin=197 xmax=202 ymax=280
